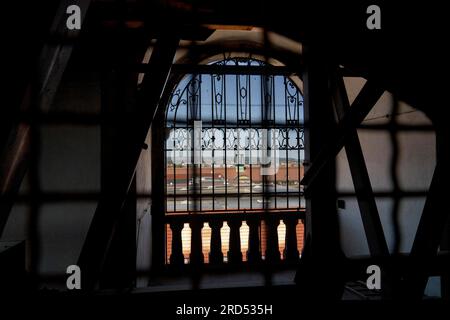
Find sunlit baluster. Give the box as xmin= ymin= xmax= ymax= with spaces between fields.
xmin=227 ymin=220 xmax=242 ymax=264
xmin=209 ymin=220 xmax=224 ymax=264
xmin=169 ymin=221 xmax=184 ymax=266
xmin=283 ymin=217 xmax=299 ymax=262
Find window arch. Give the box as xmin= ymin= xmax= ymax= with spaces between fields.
xmin=161 ymin=56 xmax=305 ymax=265
xmin=165 ymin=57 xmax=305 ymax=214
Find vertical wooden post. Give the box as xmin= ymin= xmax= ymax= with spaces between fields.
xmin=228 ymin=220 xmax=242 ymax=264
xmin=78 ymin=33 xmax=179 ymax=290
xmin=209 ymin=220 xmax=224 ymax=265
xmin=283 ymin=217 xmax=299 ymax=262
xmin=404 ymin=125 xmax=450 ymax=298
xmin=169 ymin=221 xmax=184 ymax=266
xmin=189 ymin=221 xmax=204 ymax=265
xmin=264 ymin=218 xmax=280 ymax=262
xmin=295 ymin=39 xmax=343 ymax=298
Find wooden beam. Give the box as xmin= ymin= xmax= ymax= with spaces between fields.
xmin=38 ymin=0 xmax=91 ymax=110
xmin=403 ymin=125 xmax=450 ymax=298
xmin=0 ymin=0 xmax=91 ymax=236
xmin=301 ymin=81 xmax=384 ymax=187
xmin=77 ymin=32 xmax=179 ymax=290
xmin=400 ymin=164 xmax=441 ymax=298
xmin=294 ymin=42 xmax=343 ymax=299
xmin=151 ymin=110 xmax=166 ymax=272
xmin=332 ymin=74 xmax=389 ymax=257
xmin=441 ymin=217 xmax=450 ymax=298
xmin=438 ymin=129 xmax=450 ymax=299
xmin=99 ymin=177 xmax=137 ymax=289
xmin=203 ymin=24 xmax=254 ymax=31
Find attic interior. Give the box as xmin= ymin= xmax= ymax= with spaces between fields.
xmin=1 ymin=0 xmax=449 ymax=306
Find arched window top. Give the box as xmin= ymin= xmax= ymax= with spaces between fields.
xmin=166 ymin=57 xmax=304 ymax=128
xmin=164 ymin=57 xmax=305 ymax=214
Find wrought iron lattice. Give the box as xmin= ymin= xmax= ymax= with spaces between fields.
xmin=165 ymin=57 xmax=305 ymax=213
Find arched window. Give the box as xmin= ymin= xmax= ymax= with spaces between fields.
xmin=163 ymin=57 xmax=305 ymax=264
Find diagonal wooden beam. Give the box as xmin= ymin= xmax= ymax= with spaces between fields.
xmin=301 ymin=81 xmax=385 ymax=187
xmin=39 ymin=0 xmax=91 ymax=110
xmin=401 ymin=120 xmax=450 ymax=298
xmin=0 ymin=0 xmax=91 ymax=236
xmin=77 ymin=33 xmax=179 ymax=291
xmin=403 ymin=163 xmax=449 ymax=297
xmin=332 ymin=74 xmax=389 ymax=257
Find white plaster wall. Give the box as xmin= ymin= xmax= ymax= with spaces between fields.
xmin=337 ymin=77 xmax=435 ymax=256
xmin=1 ymin=71 xmax=101 ymax=289
xmin=336 ymin=77 xmax=438 ymax=295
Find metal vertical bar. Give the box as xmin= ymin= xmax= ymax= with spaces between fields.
xmin=260 ymin=73 xmax=266 ymax=212
xmin=186 ymin=77 xmax=191 ymax=213
xmin=170 ymin=102 xmax=182 ymax=214
xmin=249 ymin=73 xmax=253 ymax=210
xmin=173 ymin=126 xmax=177 ymax=212
xmin=164 ymin=125 xmax=168 ymax=212
xmin=284 ymin=79 xmax=289 ymax=209
xmin=272 ymin=77 xmax=278 ymax=210
xmin=198 ymin=75 xmax=202 ymax=212
xmin=224 ymin=73 xmax=228 ymax=210
xmin=285 ymin=79 xmax=290 ymax=209
xmin=298 ymin=90 xmax=302 ymax=208
xmin=236 ymin=66 xmax=240 ymax=211
xmin=262 ymin=30 xmax=273 ymax=285
xmin=297 ymin=131 xmax=302 ymax=208
xmin=211 ymin=75 xmax=215 ymax=211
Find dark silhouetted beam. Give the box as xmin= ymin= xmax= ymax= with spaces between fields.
xmin=294 ymin=41 xmax=342 ymax=299
xmin=0 ymin=0 xmax=91 ymax=236
xmin=404 ymin=126 xmax=450 ymax=298
xmin=77 ymin=32 xmax=179 ymax=290
xmin=333 ymin=74 xmax=389 ymax=257
xmin=301 ymin=81 xmax=384 ymax=187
